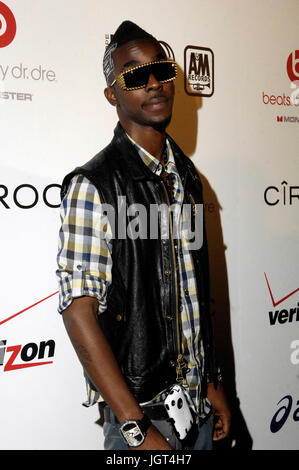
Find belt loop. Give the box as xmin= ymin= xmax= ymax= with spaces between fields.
xmin=110 ymin=407 xmax=118 ymax=425
xmin=104 ymin=405 xmax=120 ymax=425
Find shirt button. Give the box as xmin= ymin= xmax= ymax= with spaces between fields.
xmin=164 ymin=269 xmax=170 ymax=276
xmin=166 ymin=314 xmax=173 ymax=321
xmin=115 ymin=314 xmax=122 ymax=321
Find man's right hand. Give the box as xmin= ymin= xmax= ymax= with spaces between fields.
xmin=62 ymin=297 xmax=173 ymax=451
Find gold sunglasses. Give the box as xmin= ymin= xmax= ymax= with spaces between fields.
xmin=110 ymin=60 xmax=177 ymax=91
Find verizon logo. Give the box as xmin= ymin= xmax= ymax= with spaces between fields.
xmin=0 ymin=339 xmax=55 ymax=371
xmin=265 ymin=273 xmax=299 ymax=326
xmin=0 ymin=292 xmax=59 ymax=371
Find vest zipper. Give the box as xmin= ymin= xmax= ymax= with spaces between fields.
xmin=160 ymin=180 xmax=188 ymax=386
xmin=189 ymin=193 xmax=197 ymax=216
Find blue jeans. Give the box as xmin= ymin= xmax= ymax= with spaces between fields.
xmin=103 ymin=407 xmax=214 ymax=450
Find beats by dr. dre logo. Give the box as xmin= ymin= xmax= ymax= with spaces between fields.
xmin=287 ymin=50 xmax=299 ymax=82
xmin=0 ymin=2 xmax=16 ymax=48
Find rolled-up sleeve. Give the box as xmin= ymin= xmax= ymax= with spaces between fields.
xmin=56 ymin=174 xmax=113 ymax=314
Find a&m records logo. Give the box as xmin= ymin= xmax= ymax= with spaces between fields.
xmin=184 ymin=45 xmax=214 ymax=97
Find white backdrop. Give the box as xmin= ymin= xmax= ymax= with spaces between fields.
xmin=1 ymin=0 xmax=298 ymax=450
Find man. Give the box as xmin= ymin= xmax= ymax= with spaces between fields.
xmin=56 ymin=20 xmax=230 ymax=450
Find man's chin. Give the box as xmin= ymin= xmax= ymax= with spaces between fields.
xmin=149 ymin=115 xmax=172 ymax=131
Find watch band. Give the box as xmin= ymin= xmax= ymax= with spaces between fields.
xmin=119 ymin=414 xmax=151 ymax=447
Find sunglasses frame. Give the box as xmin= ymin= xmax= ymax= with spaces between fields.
xmin=110 ymin=59 xmax=177 ymax=91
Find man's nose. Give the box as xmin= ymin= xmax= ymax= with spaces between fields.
xmin=145 ymin=73 xmax=162 ymax=91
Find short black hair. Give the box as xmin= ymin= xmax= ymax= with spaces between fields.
xmin=103 ymin=20 xmax=157 ymax=85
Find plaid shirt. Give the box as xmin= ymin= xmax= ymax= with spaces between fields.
xmin=56 ymin=136 xmax=210 ymax=415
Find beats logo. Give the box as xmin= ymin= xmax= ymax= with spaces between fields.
xmin=0 ymin=2 xmax=16 ymax=48
xmin=287 ymin=50 xmax=299 ymax=82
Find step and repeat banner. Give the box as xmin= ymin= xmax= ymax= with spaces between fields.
xmin=1 ymin=0 xmax=298 ymax=450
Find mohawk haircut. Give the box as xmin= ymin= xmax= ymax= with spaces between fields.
xmin=103 ymin=20 xmax=158 ymax=85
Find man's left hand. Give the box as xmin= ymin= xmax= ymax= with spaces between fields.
xmin=207 ymin=382 xmax=231 ymax=440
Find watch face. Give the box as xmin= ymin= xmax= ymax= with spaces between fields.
xmin=120 ymin=421 xmax=145 ymax=447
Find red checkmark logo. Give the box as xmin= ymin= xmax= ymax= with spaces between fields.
xmin=264 ymin=272 xmax=299 ymax=307
xmin=0 ymin=291 xmax=59 ymax=326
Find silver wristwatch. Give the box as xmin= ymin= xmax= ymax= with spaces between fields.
xmin=119 ymin=414 xmax=151 ymax=447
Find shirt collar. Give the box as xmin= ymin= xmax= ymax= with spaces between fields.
xmin=126 ymin=133 xmax=177 ymax=176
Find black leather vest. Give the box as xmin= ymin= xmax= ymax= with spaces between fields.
xmin=61 ymin=123 xmax=218 ymax=403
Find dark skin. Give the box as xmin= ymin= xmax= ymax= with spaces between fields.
xmin=62 ymin=38 xmax=231 ymax=450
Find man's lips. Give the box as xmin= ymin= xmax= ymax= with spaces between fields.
xmin=142 ymin=95 xmax=169 ymax=109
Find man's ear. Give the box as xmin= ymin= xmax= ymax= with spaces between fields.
xmin=104 ymin=87 xmax=118 ymax=107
